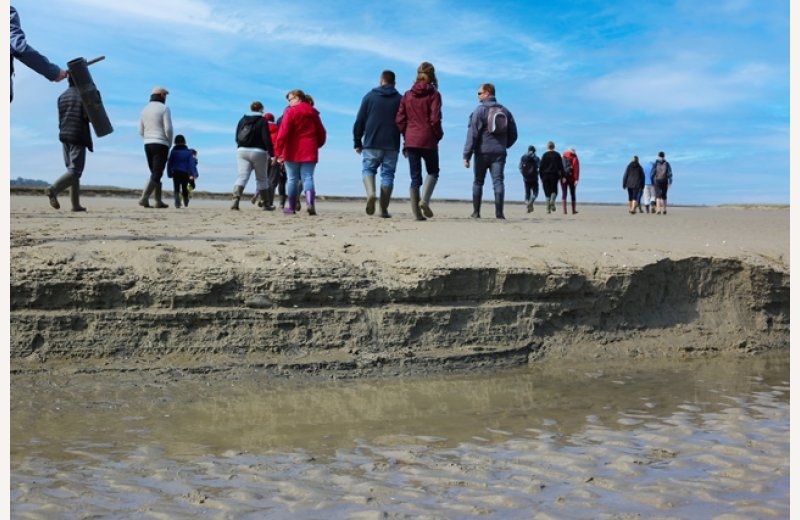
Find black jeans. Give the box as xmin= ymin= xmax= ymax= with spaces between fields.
xmin=405 ymin=147 xmax=439 ymax=188
xmin=144 ymin=143 xmax=169 ymax=183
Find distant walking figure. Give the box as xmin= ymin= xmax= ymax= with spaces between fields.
xmin=138 ymin=86 xmax=173 ymax=208
xmin=519 ymin=145 xmax=540 ymax=213
xmin=538 ymin=141 xmax=564 ymax=214
xmin=622 ymin=155 xmax=645 ymax=214
xmin=232 ymin=101 xmax=274 ymax=211
xmin=561 ymin=147 xmax=580 ymax=214
xmin=650 ymin=151 xmax=673 ymax=215
xmin=167 ymin=134 xmax=199 ymax=208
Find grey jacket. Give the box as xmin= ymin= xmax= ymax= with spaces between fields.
xmin=462 ymin=96 xmax=518 ymax=160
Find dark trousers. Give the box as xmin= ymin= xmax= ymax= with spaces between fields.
xmin=561 ymin=179 xmax=576 ymax=201
xmin=406 ymin=147 xmax=439 ymax=188
xmin=172 ymin=172 xmax=190 ymax=202
xmin=472 ymin=153 xmax=505 ymax=198
xmin=541 ymin=175 xmax=559 ymax=198
xmin=144 ymin=143 xmax=169 ymax=183
xmin=523 ymin=178 xmax=539 ymax=202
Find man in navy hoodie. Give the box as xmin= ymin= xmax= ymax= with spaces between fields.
xmin=353 ymin=70 xmax=402 ymax=218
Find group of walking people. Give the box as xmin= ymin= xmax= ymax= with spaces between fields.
xmin=517 ymin=142 xmax=581 ymax=215
xmin=622 ymin=151 xmax=674 ymax=215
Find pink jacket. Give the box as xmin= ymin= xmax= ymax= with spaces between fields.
xmin=276 ymin=101 xmax=326 ymax=163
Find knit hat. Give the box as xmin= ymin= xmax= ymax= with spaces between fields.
xmin=264 ymin=112 xmax=275 ymax=122
xmin=151 ymin=86 xmax=169 ymax=95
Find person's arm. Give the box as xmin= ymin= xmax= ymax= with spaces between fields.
xmin=10 ymin=7 xmax=66 ymax=81
xmin=573 ymin=156 xmax=580 ymax=183
xmin=163 ymin=107 xmax=173 ymax=145
xmin=352 ymin=96 xmax=367 ymax=152
xmin=462 ymin=111 xmax=479 ymax=166
xmin=506 ymin=111 xmax=518 ymax=149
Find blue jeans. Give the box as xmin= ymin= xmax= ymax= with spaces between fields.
xmin=472 ymin=153 xmax=505 ymax=199
xmin=361 ymin=148 xmax=399 ymax=188
xmin=285 ymin=161 xmax=316 ymax=197
xmin=405 ymin=148 xmax=439 ymax=188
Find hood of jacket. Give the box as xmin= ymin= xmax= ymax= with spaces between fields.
xmin=410 ymin=81 xmax=436 ymax=98
xmin=372 ymin=84 xmax=400 ymax=97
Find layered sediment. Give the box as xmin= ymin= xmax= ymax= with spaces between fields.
xmin=10 ymin=195 xmax=789 ymax=378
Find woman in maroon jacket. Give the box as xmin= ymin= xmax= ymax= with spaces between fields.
xmin=396 ymin=62 xmax=443 ymax=221
xmin=276 ymin=89 xmax=327 ymax=215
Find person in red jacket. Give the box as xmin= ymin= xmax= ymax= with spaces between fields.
xmin=396 ymin=62 xmax=443 ymax=221
xmin=275 ymin=89 xmax=327 ymax=215
xmin=561 ymin=147 xmax=580 ymax=214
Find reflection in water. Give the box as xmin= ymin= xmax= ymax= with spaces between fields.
xmin=11 ymin=352 xmax=789 ymax=518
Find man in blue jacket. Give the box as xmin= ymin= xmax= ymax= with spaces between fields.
xmin=9 ymin=5 xmax=67 ymax=102
xmin=353 ymin=70 xmax=402 ymax=218
xmin=463 ymin=83 xmax=518 ymax=219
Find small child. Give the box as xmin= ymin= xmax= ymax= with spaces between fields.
xmin=167 ymin=135 xmax=199 ymax=208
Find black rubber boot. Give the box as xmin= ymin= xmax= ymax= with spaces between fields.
xmin=379 ymin=186 xmax=392 ymax=218
xmin=70 ymin=175 xmax=86 ymax=212
xmin=231 ymin=185 xmax=244 ymax=210
xmin=410 ymin=187 xmax=426 ymax=221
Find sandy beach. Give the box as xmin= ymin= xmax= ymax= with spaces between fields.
xmin=10 ymin=192 xmax=788 ymax=376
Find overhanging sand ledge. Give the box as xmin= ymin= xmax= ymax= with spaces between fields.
xmin=10 ymin=193 xmax=789 ymax=378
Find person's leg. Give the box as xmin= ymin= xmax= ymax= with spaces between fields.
xmin=361 ymin=148 xmax=380 ymax=215
xmin=406 ymin=149 xmax=425 ymax=221
xmin=65 ymin=143 xmax=86 ymax=211
xmin=419 ymin=148 xmax=439 ymax=218
xmin=151 ymin=145 xmax=170 ymax=208
xmin=278 ymin=164 xmax=287 ymax=208
xmin=662 ymin=185 xmax=668 ymax=214
xmin=252 ymin=150 xmax=270 ymax=210
xmin=301 ymin=162 xmax=317 ymax=215
xmin=379 ymin=149 xmax=399 ymax=218
xmin=232 ymin=150 xmax=252 ymax=210
xmin=488 ymin=155 xmax=506 ymax=219
xmin=471 ymin=155 xmax=489 ymax=218
xmin=173 ymin=175 xmax=182 ymax=208
xmin=284 ymin=161 xmax=300 ymax=214
xmin=569 ymin=182 xmax=578 ymax=214
xmin=181 ymin=176 xmax=190 ymax=207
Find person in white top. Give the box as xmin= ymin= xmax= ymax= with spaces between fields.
xmin=138 ymin=86 xmax=173 ymax=208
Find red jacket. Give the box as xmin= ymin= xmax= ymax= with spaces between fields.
xmin=396 ymin=81 xmax=443 ymax=150
xmin=276 ymin=101 xmax=326 ymax=163
xmin=562 ymin=150 xmax=580 ymax=182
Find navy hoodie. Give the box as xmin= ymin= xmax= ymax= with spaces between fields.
xmin=353 ymin=84 xmax=402 ymax=150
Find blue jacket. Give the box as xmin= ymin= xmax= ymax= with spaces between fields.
xmin=649 ymin=159 xmax=673 ymax=185
xmin=10 ymin=6 xmax=62 ymax=102
xmin=462 ymin=96 xmax=518 ymax=160
xmin=167 ymin=144 xmax=199 ymax=178
xmin=353 ymin=84 xmax=402 ymax=150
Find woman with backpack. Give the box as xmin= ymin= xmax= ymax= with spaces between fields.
xmin=650 ymin=151 xmax=673 ymax=215
xmin=561 ymin=147 xmax=580 ymax=214
xmin=232 ymin=101 xmax=274 ymax=210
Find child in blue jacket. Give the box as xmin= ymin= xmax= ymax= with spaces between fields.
xmin=167 ymin=135 xmax=199 ymax=208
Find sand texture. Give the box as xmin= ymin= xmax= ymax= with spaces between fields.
xmin=9 ymin=194 xmax=789 ymax=377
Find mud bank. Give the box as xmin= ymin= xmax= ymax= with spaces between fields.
xmin=9 ymin=195 xmax=789 ymax=378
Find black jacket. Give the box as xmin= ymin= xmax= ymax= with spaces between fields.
xmin=235 ymin=114 xmax=274 ymax=155
xmin=623 ymin=162 xmax=645 ymax=190
xmin=58 ymin=86 xmax=93 ymax=152
xmin=539 ymin=150 xmax=563 ymax=178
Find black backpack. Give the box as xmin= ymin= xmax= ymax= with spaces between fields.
xmin=562 ymin=156 xmax=574 ymax=179
xmin=237 ymin=118 xmax=257 ymax=146
xmin=520 ymin=153 xmax=537 ymax=176
xmin=654 ymin=161 xmax=669 ymax=182
xmin=486 ymin=105 xmax=508 ymax=135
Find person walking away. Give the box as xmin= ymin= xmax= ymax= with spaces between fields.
xmin=251 ymin=112 xmax=280 ymax=209
xmin=538 ymin=141 xmax=563 ymax=214
xmin=462 ymin=83 xmax=518 ymax=219
xmin=622 ymin=155 xmax=645 ymax=214
xmin=138 ymin=86 xmax=173 ymax=208
xmin=167 ymin=134 xmax=199 ymax=208
xmin=275 ymin=89 xmax=327 ymax=215
xmin=650 ymin=151 xmax=673 ymax=215
xmin=353 ymin=70 xmax=402 ymax=218
xmin=396 ymin=62 xmax=444 ymax=221
xmin=519 ymin=145 xmax=540 ymax=213
xmin=642 ymin=160 xmax=655 ymax=213
xmin=44 ymin=75 xmax=92 ymax=211
xmin=561 ymin=147 xmax=580 ymax=214
xmin=232 ymin=101 xmax=274 ymax=210
xmin=9 ymin=5 xmax=68 ymax=102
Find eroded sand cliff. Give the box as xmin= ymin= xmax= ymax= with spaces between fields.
xmin=10 ymin=195 xmax=789 ymax=378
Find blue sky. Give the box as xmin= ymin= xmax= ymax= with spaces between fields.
xmin=8 ymin=0 xmax=790 ymax=205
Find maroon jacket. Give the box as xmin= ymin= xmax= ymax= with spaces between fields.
xmin=276 ymin=101 xmax=327 ymax=163
xmin=396 ymin=81 xmax=443 ymax=150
